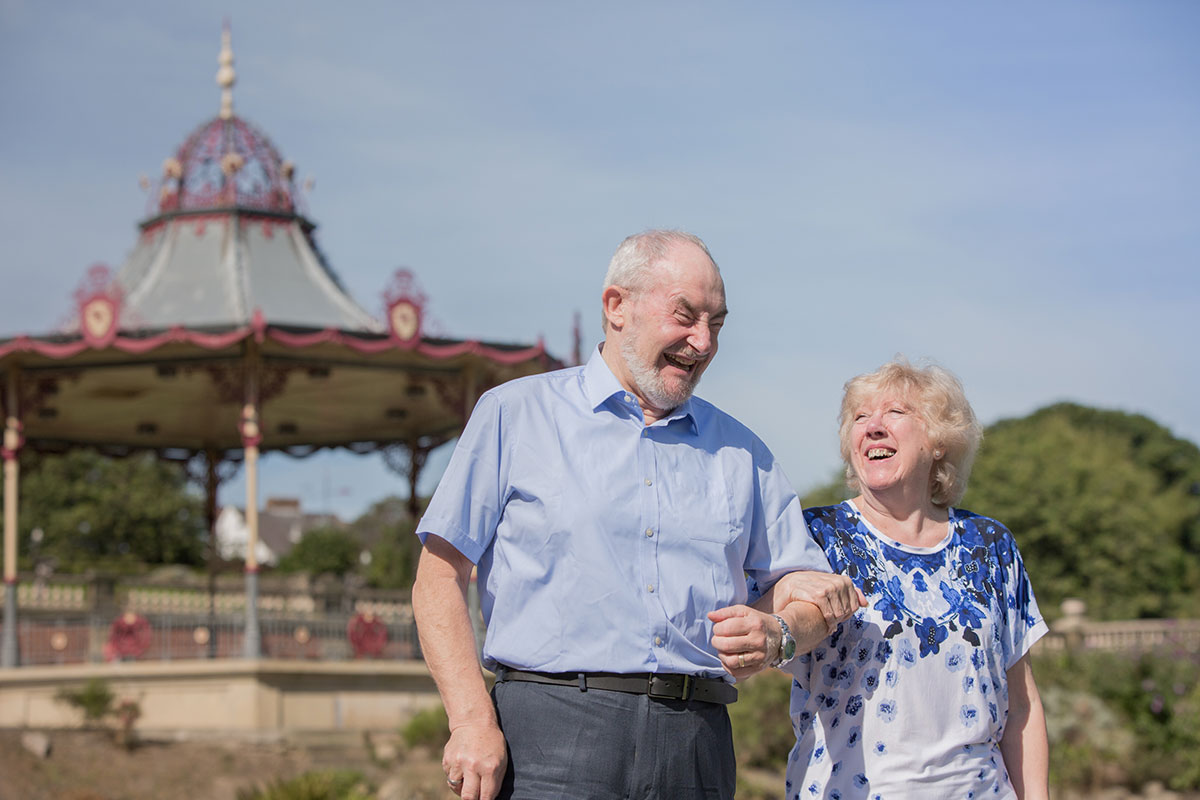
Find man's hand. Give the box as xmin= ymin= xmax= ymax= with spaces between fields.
xmin=707 ymin=604 xmax=780 ymax=680
xmin=414 ymin=537 xmax=508 ymax=800
xmin=442 ymin=720 xmax=508 ymax=800
xmin=771 ymin=571 xmax=866 ymax=633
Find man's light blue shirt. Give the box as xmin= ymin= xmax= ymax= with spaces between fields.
xmin=417 ymin=347 xmax=831 ymax=679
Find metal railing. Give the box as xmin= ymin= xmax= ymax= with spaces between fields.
xmin=1 ymin=572 xmax=421 ymax=667
xmin=7 ymin=611 xmax=420 ymax=666
xmin=1036 ymin=617 xmax=1200 ymax=654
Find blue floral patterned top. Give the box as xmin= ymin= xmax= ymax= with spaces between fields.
xmin=784 ymin=501 xmax=1047 ymax=800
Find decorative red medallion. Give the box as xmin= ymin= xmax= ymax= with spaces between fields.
xmin=382 ymin=268 xmax=427 ymax=347
xmin=347 ymin=612 xmax=388 ymax=658
xmin=106 ymin=612 xmax=152 ymax=661
xmin=73 ymin=264 xmax=122 ymax=348
xmin=388 ymin=299 xmax=421 ymax=343
xmin=82 ymin=297 xmax=117 ymax=345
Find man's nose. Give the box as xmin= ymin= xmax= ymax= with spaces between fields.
xmin=688 ymin=325 xmax=713 ymax=355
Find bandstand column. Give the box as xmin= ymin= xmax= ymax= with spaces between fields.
xmin=204 ymin=448 xmax=220 ymax=659
xmin=240 ymin=400 xmax=262 ymax=659
xmin=2 ymin=369 xmax=23 ymax=668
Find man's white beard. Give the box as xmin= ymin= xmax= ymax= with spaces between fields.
xmin=620 ymin=333 xmax=699 ymax=413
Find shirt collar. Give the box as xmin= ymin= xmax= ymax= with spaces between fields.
xmin=583 ymin=345 xmax=701 ymax=434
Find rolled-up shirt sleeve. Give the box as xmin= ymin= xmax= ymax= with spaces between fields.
xmin=416 ymin=392 xmax=509 ymax=565
xmin=743 ymin=451 xmax=833 ymax=602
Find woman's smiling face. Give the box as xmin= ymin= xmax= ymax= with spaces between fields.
xmin=849 ymin=392 xmax=938 ymax=498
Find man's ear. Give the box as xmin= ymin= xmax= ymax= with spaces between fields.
xmin=602 ymin=285 xmax=627 ymax=331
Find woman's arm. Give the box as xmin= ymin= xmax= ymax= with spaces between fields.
xmin=758 ymin=570 xmax=866 ymax=634
xmin=999 ymin=653 xmax=1050 ymax=800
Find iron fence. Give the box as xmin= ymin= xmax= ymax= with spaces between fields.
xmin=6 ymin=610 xmax=421 ymax=667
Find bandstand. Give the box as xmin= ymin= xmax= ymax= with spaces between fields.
xmin=0 ymin=28 xmax=559 ymax=671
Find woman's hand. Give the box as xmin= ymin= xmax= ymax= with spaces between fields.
xmin=771 ymin=571 xmax=866 ymax=633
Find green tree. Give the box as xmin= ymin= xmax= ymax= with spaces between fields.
xmin=800 ymin=469 xmax=852 ymax=509
xmin=276 ymin=526 xmax=361 ymax=577
xmin=963 ymin=403 xmax=1200 ymax=621
xmin=363 ymin=525 xmax=419 ymax=591
xmin=349 ymin=495 xmax=423 ymax=591
xmin=18 ymin=450 xmax=205 ymax=572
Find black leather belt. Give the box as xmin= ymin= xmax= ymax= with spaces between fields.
xmin=495 ymin=667 xmax=737 ymax=705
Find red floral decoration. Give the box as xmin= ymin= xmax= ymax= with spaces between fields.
xmin=106 ymin=612 xmax=152 ymax=660
xmin=347 ymin=612 xmax=388 ymax=658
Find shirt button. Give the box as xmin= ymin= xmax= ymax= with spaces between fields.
xmin=654 ymin=636 xmax=663 ymax=646
xmin=624 ymin=394 xmax=632 ymax=403
xmin=647 ymin=584 xmax=655 ymax=593
xmin=644 ymin=478 xmax=652 ymax=486
xmin=645 ymin=528 xmax=654 ymax=537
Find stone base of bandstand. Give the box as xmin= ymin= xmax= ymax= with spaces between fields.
xmin=0 ymin=658 xmax=442 ymax=739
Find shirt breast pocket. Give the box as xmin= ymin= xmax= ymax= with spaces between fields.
xmin=659 ymin=447 xmax=740 ymax=544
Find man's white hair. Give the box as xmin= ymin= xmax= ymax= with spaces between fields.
xmin=601 ymin=229 xmax=719 ymax=332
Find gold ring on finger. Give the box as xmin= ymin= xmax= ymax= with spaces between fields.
xmin=738 ymin=653 xmax=746 ymax=668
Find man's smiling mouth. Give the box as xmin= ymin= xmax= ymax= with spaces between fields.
xmin=663 ymin=353 xmax=699 ymax=372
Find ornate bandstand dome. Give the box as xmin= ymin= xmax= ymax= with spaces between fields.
xmin=116 ymin=27 xmax=378 ymax=333
xmin=163 ymin=114 xmax=297 ymax=216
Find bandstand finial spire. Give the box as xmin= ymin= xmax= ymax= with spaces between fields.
xmin=217 ymin=20 xmax=236 ymax=120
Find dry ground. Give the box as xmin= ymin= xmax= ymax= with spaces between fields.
xmin=4 ymin=730 xmax=1197 ymax=800
xmin=0 ymin=729 xmax=449 ymax=800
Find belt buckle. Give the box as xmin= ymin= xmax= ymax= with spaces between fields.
xmin=647 ymin=674 xmax=693 ymax=701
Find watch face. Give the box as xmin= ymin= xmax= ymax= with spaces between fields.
xmin=782 ymin=637 xmax=797 ymax=661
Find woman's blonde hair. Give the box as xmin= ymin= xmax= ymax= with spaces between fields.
xmin=838 ymin=359 xmax=982 ymax=507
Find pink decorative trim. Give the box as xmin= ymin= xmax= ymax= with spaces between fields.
xmin=0 ymin=325 xmax=549 ymax=367
xmin=264 ymin=326 xmax=549 ymax=364
xmin=0 ymin=325 xmax=252 ymax=359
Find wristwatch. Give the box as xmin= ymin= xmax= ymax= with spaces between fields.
xmin=769 ymin=614 xmax=797 ymax=668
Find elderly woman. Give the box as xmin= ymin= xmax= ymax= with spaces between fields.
xmin=780 ymin=360 xmax=1049 ymax=800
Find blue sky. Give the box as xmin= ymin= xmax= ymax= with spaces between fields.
xmin=2 ymin=2 xmax=1198 ymax=521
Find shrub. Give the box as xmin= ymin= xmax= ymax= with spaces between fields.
xmin=728 ymin=669 xmax=794 ymax=769
xmin=1040 ymin=685 xmax=1134 ymax=789
xmin=236 ymin=769 xmax=373 ymax=800
xmin=55 ymin=678 xmax=115 ymax=725
xmin=401 ymin=704 xmax=450 ymax=751
xmin=1033 ymin=646 xmax=1200 ymax=790
xmin=54 ymin=678 xmax=142 ymax=750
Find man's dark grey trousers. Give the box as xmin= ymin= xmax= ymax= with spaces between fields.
xmin=493 ymin=679 xmax=736 ymax=799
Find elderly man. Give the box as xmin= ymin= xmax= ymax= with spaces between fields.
xmin=412 ymin=230 xmax=858 ymax=800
